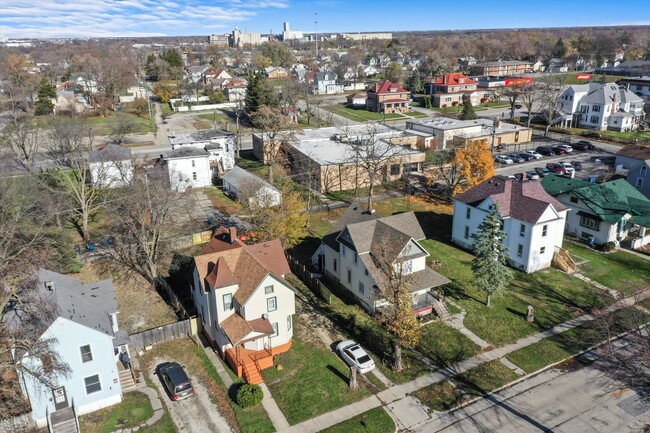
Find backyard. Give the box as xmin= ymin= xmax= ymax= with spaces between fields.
xmin=324 ymin=104 xmax=427 ymax=122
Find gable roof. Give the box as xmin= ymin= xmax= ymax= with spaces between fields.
xmin=369 ymin=80 xmax=408 ymax=95
xmin=322 ymin=202 xmax=378 ymax=251
xmin=221 ymin=166 xmax=278 ymax=194
xmin=89 ymin=143 xmax=132 ymax=163
xmin=341 ymin=211 xmax=425 ymax=254
xmin=35 ymin=269 xmax=119 ymax=338
xmin=571 ymin=179 xmax=650 ymax=226
xmin=428 ymin=73 xmax=478 ymax=86
xmin=616 ymin=145 xmax=650 ymax=163
xmin=541 ymin=174 xmax=591 ymax=196
xmin=454 ymin=176 xmax=568 ymax=224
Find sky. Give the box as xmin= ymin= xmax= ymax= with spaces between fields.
xmin=1 ymin=0 xmax=649 ymax=39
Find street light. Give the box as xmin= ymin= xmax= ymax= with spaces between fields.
xmin=491 ymin=116 xmax=500 ymax=153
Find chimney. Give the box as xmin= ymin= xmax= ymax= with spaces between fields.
xmin=44 ymin=281 xmax=54 ymax=292
xmin=228 ymin=227 xmax=237 ymax=244
xmin=442 ymin=74 xmax=447 ymax=85
xmin=611 ymin=93 xmax=617 ymax=115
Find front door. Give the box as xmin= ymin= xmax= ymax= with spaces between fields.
xmin=52 ymin=387 xmax=68 ymax=411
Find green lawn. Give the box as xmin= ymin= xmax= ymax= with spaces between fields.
xmin=82 ymin=111 xmax=155 ymax=136
xmin=325 ymin=105 xmax=405 ymax=122
xmin=320 ymin=407 xmax=395 ymax=433
xmin=420 ymin=238 xmax=609 ymax=347
xmin=262 ymin=317 xmax=372 ymax=425
xmin=79 ymin=392 xmax=154 ymax=433
xmin=160 ymin=102 xmax=174 ymax=116
xmin=202 ymin=187 xmax=241 ymax=216
xmin=417 ymin=322 xmax=481 ymax=367
xmin=198 ymin=111 xmax=231 ymax=124
xmin=412 ymin=381 xmax=461 ymax=412
xmin=564 ymin=242 xmax=650 ymax=296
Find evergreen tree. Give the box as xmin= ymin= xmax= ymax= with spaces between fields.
xmin=553 ymin=38 xmax=567 ymax=58
xmin=459 ymin=99 xmax=477 ymax=120
xmin=471 ymin=206 xmax=513 ymax=306
xmin=407 ymin=69 xmax=423 ymax=93
xmin=245 ymin=73 xmax=278 ymax=114
xmin=161 ymin=49 xmax=183 ymax=68
xmin=144 ymin=54 xmax=157 ymax=78
xmin=34 ymin=77 xmax=56 ymax=115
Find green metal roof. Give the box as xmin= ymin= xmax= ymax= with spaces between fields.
xmin=572 ymin=179 xmax=650 ymax=226
xmin=540 ymin=174 xmax=591 ymax=196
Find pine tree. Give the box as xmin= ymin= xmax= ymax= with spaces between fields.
xmin=34 ymin=77 xmax=56 ymax=115
xmin=471 ymin=206 xmax=513 ymax=306
xmin=459 ymin=99 xmax=477 ymax=120
xmin=407 ymin=69 xmax=423 ymax=93
xmin=161 ymin=49 xmax=183 ymax=68
xmin=245 ymin=73 xmax=278 ymax=114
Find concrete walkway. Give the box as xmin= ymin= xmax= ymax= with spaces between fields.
xmin=111 ymin=386 xmax=164 ymax=433
xmin=277 ymin=289 xmax=650 ymax=433
xmin=573 ymin=272 xmax=623 ymax=299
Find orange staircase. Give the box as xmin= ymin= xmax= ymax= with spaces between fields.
xmin=242 ymin=361 xmax=264 ymax=384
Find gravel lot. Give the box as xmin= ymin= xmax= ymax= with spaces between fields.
xmin=148 ymin=359 xmax=233 ymax=433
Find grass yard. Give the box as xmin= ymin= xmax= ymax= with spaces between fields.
xmin=325 ymin=105 xmax=404 ymax=122
xmin=372 ymin=195 xmax=454 ymax=220
xmin=320 ymin=407 xmax=395 ymax=433
xmin=565 ymin=242 xmax=650 ymax=296
xmin=160 ymin=102 xmax=174 ymax=116
xmin=202 ymin=187 xmax=242 ymax=216
xmin=262 ymin=316 xmax=372 ymax=425
xmin=139 ymin=339 xmax=274 ymax=433
xmin=417 ymin=322 xmax=481 ymax=366
xmin=420 ymin=238 xmax=610 ymax=347
xmin=198 ymin=111 xmax=231 ymax=125
xmin=82 ymin=111 xmax=155 ymax=136
xmin=79 ymin=392 xmax=153 ymax=433
xmin=411 ymin=381 xmax=460 ymax=412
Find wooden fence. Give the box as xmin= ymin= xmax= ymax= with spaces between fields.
xmin=129 ymin=316 xmax=199 ymax=349
xmin=285 ymin=254 xmax=332 ymax=304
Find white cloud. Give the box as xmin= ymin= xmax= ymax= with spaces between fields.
xmin=0 ymin=0 xmax=289 ymax=38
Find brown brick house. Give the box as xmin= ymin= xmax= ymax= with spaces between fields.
xmin=366 ymin=81 xmax=411 ymax=113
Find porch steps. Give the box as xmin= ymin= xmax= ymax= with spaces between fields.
xmin=242 ymin=362 xmax=264 ymax=385
xmin=50 ymin=407 xmax=78 ymax=433
xmin=118 ymin=365 xmax=137 ymax=393
xmin=552 ymin=248 xmax=577 ymax=274
xmin=432 ymin=300 xmax=451 ymax=320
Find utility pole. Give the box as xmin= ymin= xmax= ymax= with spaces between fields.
xmin=314 ymin=12 xmax=319 ymax=59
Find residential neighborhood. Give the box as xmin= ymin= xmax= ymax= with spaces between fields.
xmin=1 ymin=5 xmax=649 ymax=433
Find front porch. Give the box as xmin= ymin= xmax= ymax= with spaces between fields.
xmin=225 ymin=340 xmax=293 ymax=384
xmin=623 ymin=224 xmax=650 ymax=250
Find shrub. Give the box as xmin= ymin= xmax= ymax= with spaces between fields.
xmin=602 ymin=241 xmax=617 ymax=252
xmin=442 ymin=104 xmax=448 ymax=108
xmin=235 ymin=384 xmax=263 ymax=408
xmin=480 ymin=97 xmax=488 ymax=103
xmin=451 ymin=101 xmax=459 ymax=106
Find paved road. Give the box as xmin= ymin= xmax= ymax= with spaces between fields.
xmin=414 ymin=356 xmax=649 ymax=433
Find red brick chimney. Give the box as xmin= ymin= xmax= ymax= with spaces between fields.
xmin=611 ymin=93 xmax=617 ymax=115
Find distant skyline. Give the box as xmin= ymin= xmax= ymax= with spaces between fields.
xmin=1 ymin=0 xmax=649 ymax=39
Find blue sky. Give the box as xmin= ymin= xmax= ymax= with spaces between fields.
xmin=1 ymin=0 xmax=648 ymax=39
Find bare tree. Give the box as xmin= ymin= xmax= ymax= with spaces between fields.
xmin=520 ymin=84 xmax=540 ymax=128
xmin=43 ymin=118 xmax=105 ymax=242
xmin=538 ymin=76 xmax=567 ymax=136
xmin=504 ymin=85 xmax=525 ymax=121
xmin=1 ymin=114 xmax=42 ymax=172
xmin=251 ymin=105 xmax=298 ymax=184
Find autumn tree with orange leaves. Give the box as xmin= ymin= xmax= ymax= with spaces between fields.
xmin=453 ymin=140 xmax=494 ymax=195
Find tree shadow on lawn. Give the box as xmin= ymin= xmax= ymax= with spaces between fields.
xmin=415 ymin=211 xmax=453 ymax=240
xmin=326 ymin=364 xmax=350 ymax=384
xmin=287 ymin=236 xmax=322 ymax=266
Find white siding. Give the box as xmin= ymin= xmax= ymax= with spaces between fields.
xmin=167 ymin=156 xmax=212 ymax=192
xmin=89 ymin=160 xmax=133 ymax=188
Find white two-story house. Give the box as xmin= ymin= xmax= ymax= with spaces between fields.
xmin=312 ymin=211 xmax=450 ymax=315
xmin=88 ymin=143 xmax=133 ymax=188
xmin=192 ymin=234 xmax=295 ymax=384
xmin=162 ymin=147 xmax=212 ymax=192
xmin=452 ymin=176 xmax=569 ymax=273
xmin=15 ymin=270 xmax=130 ymax=429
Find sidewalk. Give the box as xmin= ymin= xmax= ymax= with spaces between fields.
xmin=277 ymin=289 xmax=650 ymax=433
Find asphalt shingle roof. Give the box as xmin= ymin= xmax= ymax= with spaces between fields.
xmin=571 ymin=179 xmax=650 ymax=226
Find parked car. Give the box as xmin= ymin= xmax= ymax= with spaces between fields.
xmin=522 ymin=150 xmax=543 ymax=160
xmin=159 ymin=362 xmax=195 ymax=401
xmin=494 ymin=155 xmax=514 ymax=164
xmin=546 ymin=162 xmax=567 ymax=174
xmin=536 ymin=146 xmax=555 ymax=156
xmin=552 ymin=146 xmax=567 ymax=155
xmin=514 ymin=104 xmax=523 ymax=109
xmin=508 ymin=154 xmax=525 ymax=163
xmin=534 ymin=167 xmax=551 ymax=177
xmin=526 ymin=170 xmax=541 ymax=180
xmin=571 ymin=161 xmax=583 ymax=171
xmin=560 ymin=162 xmax=575 ymax=173
xmin=336 ymin=340 xmax=376 ymax=374
xmin=556 ymin=144 xmax=573 ymax=153
xmin=571 ymin=140 xmax=595 ymax=151
xmin=518 ymin=152 xmax=535 ymax=161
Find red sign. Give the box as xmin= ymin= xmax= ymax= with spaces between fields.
xmin=504 ymin=77 xmax=533 ymax=87
xmin=576 ymin=74 xmax=592 ymax=81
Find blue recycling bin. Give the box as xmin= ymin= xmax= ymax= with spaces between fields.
xmin=86 ymin=242 xmax=96 ymax=252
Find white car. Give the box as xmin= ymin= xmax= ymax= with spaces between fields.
xmin=560 ymin=162 xmax=575 ymax=173
xmin=521 ymin=150 xmax=543 ymax=160
xmin=494 ymin=155 xmax=514 ymax=164
xmin=556 ymin=144 xmax=573 ymax=153
xmin=336 ymin=340 xmax=375 ymax=374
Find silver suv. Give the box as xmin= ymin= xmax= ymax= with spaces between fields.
xmin=159 ymin=362 xmax=194 ymax=401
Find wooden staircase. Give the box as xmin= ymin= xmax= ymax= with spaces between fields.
xmin=432 ymin=299 xmax=451 ymax=320
xmin=118 ymin=363 xmax=136 ymax=393
xmin=552 ymin=248 xmax=577 ymax=273
xmin=49 ymin=407 xmax=78 ymax=433
xmin=242 ymin=361 xmax=263 ymax=385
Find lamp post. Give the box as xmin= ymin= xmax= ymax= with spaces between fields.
xmin=491 ymin=116 xmax=500 ymax=153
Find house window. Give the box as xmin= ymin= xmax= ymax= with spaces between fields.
xmin=191 ymin=160 xmax=196 ymax=167
xmin=223 ymin=293 xmax=233 ymax=310
xmin=354 ymin=253 xmax=358 ymax=265
xmin=84 ymin=374 xmax=102 ymax=395
xmin=590 ymin=116 xmax=599 ymax=123
xmin=347 ymin=269 xmax=352 ymax=284
xmin=542 ymin=225 xmax=548 ymax=237
xmin=464 ymin=226 xmax=470 ymax=239
xmin=364 ymin=268 xmax=369 ymax=276
xmin=358 ymin=281 xmax=365 ymax=294
xmin=265 ymin=285 xmax=274 ymax=294
xmin=80 ymin=345 xmax=93 ymax=363
xmin=570 ymin=196 xmax=578 ymax=203
xmin=641 ymin=165 xmax=647 ymax=176
xmin=390 ymin=164 xmax=400 ymax=175
xmin=342 ymin=245 xmax=346 ymax=257
xmin=333 ymin=258 xmax=337 ymax=272
xmin=287 ymin=316 xmax=292 ymax=331
xmin=517 ymin=244 xmax=523 ymax=257
xmin=271 ymin=322 xmax=279 ymax=338
xmin=520 ymin=224 xmax=525 ymax=237
xmin=540 ymin=246 xmax=546 ymax=254
xmin=466 ymin=208 xmax=471 ymax=219
xmin=592 ymin=105 xmax=601 ymax=112
xmin=192 ymin=172 xmax=197 ymax=180
xmin=267 ymin=296 xmax=277 ymax=312
xmin=636 ymin=178 xmax=643 ymax=188
xmin=580 ymin=214 xmax=600 ymax=230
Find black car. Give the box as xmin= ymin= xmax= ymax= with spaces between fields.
xmin=159 ymin=362 xmax=195 ymax=401
xmin=508 ymin=154 xmax=525 ymax=163
xmin=536 ymin=146 xmax=555 ymax=156
xmin=571 ymin=161 xmax=583 ymax=171
xmin=518 ymin=152 xmax=535 ymax=161
xmin=571 ymin=140 xmax=595 ymax=151
xmin=534 ymin=167 xmax=551 ymax=177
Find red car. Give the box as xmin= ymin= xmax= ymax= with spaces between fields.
xmin=552 ymin=146 xmax=567 ymax=155
xmin=546 ymin=162 xmax=566 ymax=174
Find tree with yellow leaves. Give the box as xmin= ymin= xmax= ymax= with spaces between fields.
xmin=452 ymin=140 xmax=495 ymax=195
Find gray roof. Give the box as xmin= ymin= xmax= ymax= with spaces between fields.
xmin=168 ymin=130 xmax=234 ymax=147
xmin=315 ymin=71 xmax=337 ymax=81
xmin=581 ymin=82 xmax=643 ymax=106
xmin=89 ymin=143 xmax=132 ymax=163
xmin=221 ymin=166 xmax=278 ymax=193
xmin=338 ymin=211 xmax=426 ymax=254
xmin=35 ymin=269 xmax=120 ymax=338
xmin=163 ymin=147 xmax=210 ymax=159
xmin=360 ymin=253 xmax=450 ymax=293
xmin=322 ymin=201 xmax=379 ymax=251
